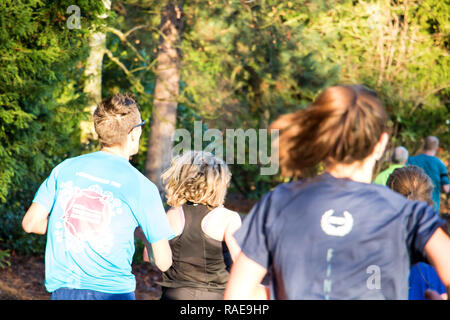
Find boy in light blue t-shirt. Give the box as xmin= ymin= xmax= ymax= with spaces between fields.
xmin=22 ymin=94 xmax=175 ymax=300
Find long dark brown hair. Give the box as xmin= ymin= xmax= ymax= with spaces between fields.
xmin=270 ymin=84 xmax=389 ymax=178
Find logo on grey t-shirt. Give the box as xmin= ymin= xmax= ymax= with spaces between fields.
xmin=320 ymin=209 xmax=354 ymax=237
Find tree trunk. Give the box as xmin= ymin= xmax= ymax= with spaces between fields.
xmin=80 ymin=0 xmax=111 ymax=143
xmin=145 ymin=1 xmax=184 ymax=193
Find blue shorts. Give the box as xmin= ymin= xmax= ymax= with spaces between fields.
xmin=51 ymin=287 xmax=136 ymax=300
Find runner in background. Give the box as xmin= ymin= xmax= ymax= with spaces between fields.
xmin=373 ymin=146 xmax=408 ymax=185
xmin=386 ymin=165 xmax=448 ymax=300
xmin=153 ymin=151 xmax=266 ymax=300
xmin=224 ymin=84 xmax=450 ymax=300
xmin=22 ymin=94 xmax=174 ymax=300
xmin=407 ymin=136 xmax=450 ymax=212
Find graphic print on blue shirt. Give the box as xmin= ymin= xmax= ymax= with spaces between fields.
xmin=56 ymin=182 xmax=121 ymax=255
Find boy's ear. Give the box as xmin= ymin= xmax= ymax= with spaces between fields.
xmin=129 ymin=127 xmax=140 ymax=141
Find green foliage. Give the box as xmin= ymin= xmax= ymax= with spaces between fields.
xmin=301 ymin=0 xmax=450 ymax=155
xmin=0 ymin=0 xmax=105 ymax=254
xmin=101 ymin=1 xmax=168 ymax=173
xmin=97 ymin=1 xmax=340 ymax=198
xmin=176 ymin=0 xmax=340 ymax=197
xmin=180 ymin=1 xmax=339 ymax=121
xmin=1 ymin=0 xmax=448 ymax=255
xmin=0 ymin=248 xmax=10 ymax=269
xmin=132 ymin=239 xmax=146 ymax=265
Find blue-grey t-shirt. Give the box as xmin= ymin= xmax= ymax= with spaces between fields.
xmin=233 ymin=172 xmax=445 ymax=300
xmin=407 ymin=154 xmax=449 ymax=211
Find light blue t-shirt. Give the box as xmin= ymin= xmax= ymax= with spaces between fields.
xmin=33 ymin=151 xmax=175 ymax=294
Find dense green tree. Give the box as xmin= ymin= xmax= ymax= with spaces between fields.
xmin=0 ymin=0 xmax=106 ymax=253
xmin=100 ymin=1 xmax=339 ymax=198
xmin=301 ymin=0 xmax=449 ymax=160
xmin=177 ymin=0 xmax=339 ymax=197
xmin=1 ymin=0 xmax=448 ymax=256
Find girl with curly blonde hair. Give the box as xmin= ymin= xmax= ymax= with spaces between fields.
xmin=155 ymin=151 xmax=243 ymax=300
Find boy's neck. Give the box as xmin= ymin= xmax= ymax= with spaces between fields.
xmin=101 ymin=146 xmax=130 ymax=160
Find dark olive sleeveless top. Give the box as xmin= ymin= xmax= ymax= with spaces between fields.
xmin=158 ymin=203 xmax=230 ymax=291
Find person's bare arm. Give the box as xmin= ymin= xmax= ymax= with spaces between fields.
xmin=22 ymin=202 xmax=49 ymax=235
xmin=224 ymin=252 xmax=267 ymax=300
xmin=223 ymin=214 xmax=242 ymax=262
xmin=151 ymin=238 xmax=172 ymax=272
xmin=425 ymin=227 xmax=450 ymax=299
xmin=223 ymin=212 xmax=270 ymax=299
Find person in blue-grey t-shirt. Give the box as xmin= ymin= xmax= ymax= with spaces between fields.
xmin=407 ymin=136 xmax=450 ymax=212
xmin=224 ymin=85 xmax=450 ymax=300
xmin=22 ymin=94 xmax=175 ymax=300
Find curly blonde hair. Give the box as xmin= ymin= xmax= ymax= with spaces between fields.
xmin=162 ymin=151 xmax=231 ymax=208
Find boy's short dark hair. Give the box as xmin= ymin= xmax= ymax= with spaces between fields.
xmin=93 ymin=94 xmax=141 ymax=147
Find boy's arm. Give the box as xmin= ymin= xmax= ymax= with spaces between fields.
xmin=22 ymin=202 xmax=50 ymax=235
xmin=151 ymin=238 xmax=172 ymax=272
